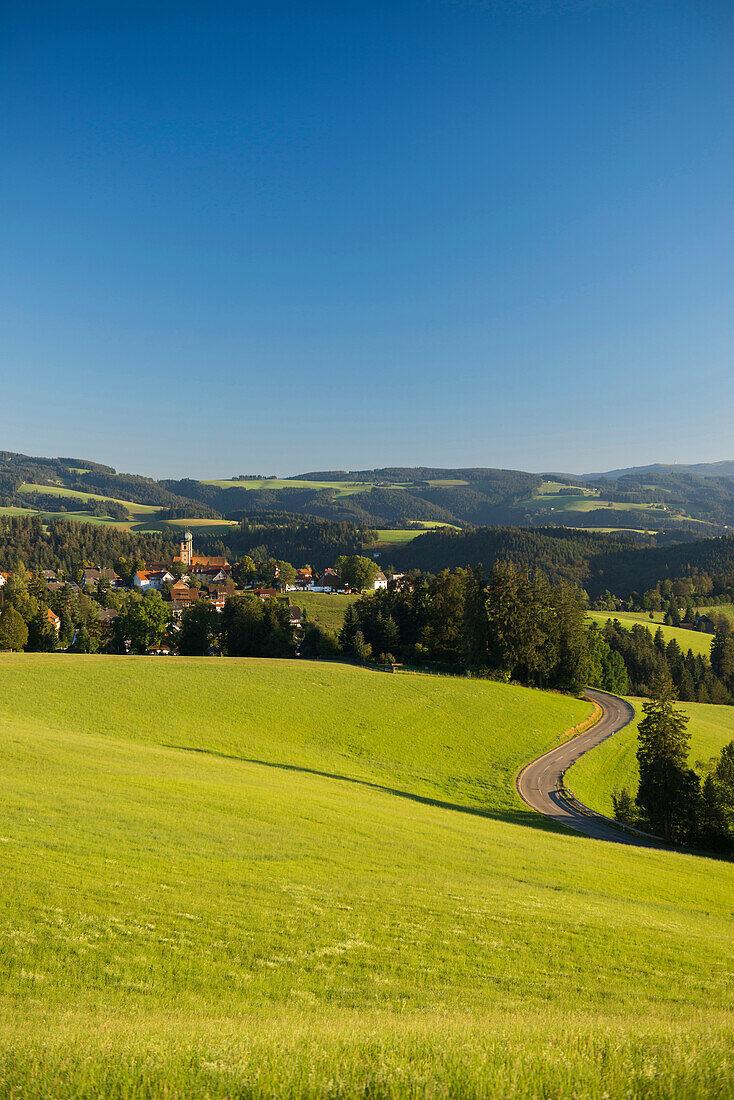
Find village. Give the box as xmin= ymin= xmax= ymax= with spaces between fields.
xmin=0 ymin=530 xmax=394 ymax=654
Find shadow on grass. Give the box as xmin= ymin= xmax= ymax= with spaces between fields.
xmin=166 ymin=743 xmax=562 ymax=834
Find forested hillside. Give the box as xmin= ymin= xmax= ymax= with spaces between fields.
xmin=392 ymin=527 xmax=734 ymax=600
xmin=5 ymin=449 xmax=734 ymax=531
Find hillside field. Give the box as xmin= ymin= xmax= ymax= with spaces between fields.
xmin=586 ymin=612 xmax=714 ymax=656
xmin=0 ymin=656 xmax=733 ymax=1097
xmin=297 ymin=591 xmax=361 ymax=633
xmin=567 ymin=698 xmax=734 ymax=820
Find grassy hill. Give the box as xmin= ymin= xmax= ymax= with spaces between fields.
xmin=567 ymin=698 xmax=734 ymax=820
xmin=1 ymin=655 xmax=733 ymax=1097
xmin=297 ymin=591 xmax=361 ymax=633
xmin=586 ymin=612 xmax=715 ymax=656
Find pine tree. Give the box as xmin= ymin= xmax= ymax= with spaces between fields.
xmin=636 ymin=671 xmax=696 ymax=842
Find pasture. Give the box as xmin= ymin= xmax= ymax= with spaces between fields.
xmin=200 ymin=477 xmax=379 ymax=497
xmin=567 ymin=698 xmax=734 ymax=820
xmin=586 ymin=611 xmax=715 ymax=657
xmin=0 ymin=655 xmax=732 ymax=1097
xmin=296 ymin=591 xmax=360 ymax=633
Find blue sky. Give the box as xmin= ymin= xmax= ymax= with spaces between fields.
xmin=1 ymin=0 xmax=732 ymax=478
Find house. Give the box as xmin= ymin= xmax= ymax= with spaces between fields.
xmin=204 ymin=582 xmax=234 ymax=602
xmin=696 ymin=615 xmax=717 ymax=634
xmin=0 ymin=573 xmax=9 ymax=587
xmin=254 ymin=587 xmax=279 ymax=600
xmin=169 ymin=579 xmax=200 ymax=605
xmin=133 ymin=569 xmax=174 ymax=591
xmin=46 ymin=609 xmax=61 ymax=633
xmin=314 ymin=569 xmax=347 ymax=593
xmin=294 ymin=568 xmax=313 ymax=590
xmin=289 ymin=605 xmax=303 ymax=627
xmin=82 ymin=566 xmax=121 ymax=588
xmin=371 ymin=571 xmax=388 ymax=591
xmin=46 ymin=580 xmax=79 ymax=594
xmin=206 ymin=568 xmax=230 ymax=585
xmin=42 ymin=570 xmax=57 ymax=583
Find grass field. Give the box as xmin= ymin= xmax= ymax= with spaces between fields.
xmin=567 ymin=698 xmax=734 ymax=820
xmin=19 ymin=481 xmax=159 ymax=516
xmin=586 ymin=611 xmax=714 ymax=656
xmin=296 ymin=591 xmax=361 ymax=633
xmin=699 ymin=603 xmax=734 ymax=625
xmin=200 ymin=477 xmax=379 ymax=496
xmin=1 ymin=655 xmax=733 ymax=1096
xmin=370 ymin=522 xmax=459 ymax=547
xmin=525 ymin=488 xmax=670 ymax=515
xmin=14 ymin=484 xmax=240 ymax=535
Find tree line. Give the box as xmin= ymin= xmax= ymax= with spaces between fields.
xmin=601 ymin=619 xmax=734 ymax=704
xmin=336 ymin=564 xmax=626 ymax=694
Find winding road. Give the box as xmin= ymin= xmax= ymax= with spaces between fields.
xmin=517 ymin=688 xmax=666 ymax=847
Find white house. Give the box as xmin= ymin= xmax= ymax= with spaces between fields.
xmin=133 ymin=569 xmax=174 ymax=591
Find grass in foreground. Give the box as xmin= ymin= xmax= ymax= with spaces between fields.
xmin=0 ymin=655 xmax=733 ymax=1098
xmin=567 ymin=698 xmax=734 ymax=819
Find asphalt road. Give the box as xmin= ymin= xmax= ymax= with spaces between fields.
xmin=516 ymin=688 xmax=666 ymax=848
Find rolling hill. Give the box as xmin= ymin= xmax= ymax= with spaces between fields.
xmin=1 ymin=654 xmax=733 ymax=1097
xmin=4 ymin=450 xmax=734 ymax=534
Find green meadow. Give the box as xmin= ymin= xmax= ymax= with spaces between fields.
xmin=19 ymin=481 xmax=160 ymax=518
xmin=296 ymin=591 xmax=361 ymax=633
xmin=0 ymin=655 xmax=733 ymax=1097
xmin=586 ymin=611 xmax=714 ymax=657
xmin=567 ymin=698 xmax=734 ymax=820
xmin=200 ymin=477 xmax=379 ymax=496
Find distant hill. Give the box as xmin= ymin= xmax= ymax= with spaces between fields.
xmin=584 ymin=461 xmax=734 ymax=481
xmin=2 ymin=449 xmax=734 ymax=535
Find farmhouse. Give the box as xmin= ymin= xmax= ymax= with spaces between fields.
xmin=314 ymin=569 xmax=347 ymax=593
xmin=696 ymin=615 xmax=717 ymax=634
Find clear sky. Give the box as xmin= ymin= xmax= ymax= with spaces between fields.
xmin=2 ymin=0 xmax=732 ymax=478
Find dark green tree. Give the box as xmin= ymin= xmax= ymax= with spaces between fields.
xmin=178 ymin=601 xmax=220 ymax=656
xmin=635 ymin=671 xmax=696 ymax=842
xmin=334 ymin=555 xmax=380 ymax=592
xmin=0 ymin=604 xmax=28 ymax=651
xmin=114 ymin=592 xmax=170 ymax=654
xmin=27 ymin=609 xmax=58 ymax=652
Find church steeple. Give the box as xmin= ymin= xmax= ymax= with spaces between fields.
xmin=180 ymin=530 xmax=193 ymax=567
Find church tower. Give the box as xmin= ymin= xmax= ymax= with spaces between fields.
xmin=180 ymin=530 xmax=193 ymax=568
